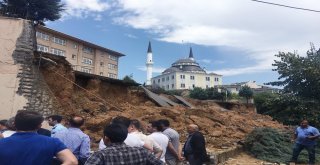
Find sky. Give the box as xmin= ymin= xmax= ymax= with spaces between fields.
xmin=47 ymin=0 xmax=320 ymax=85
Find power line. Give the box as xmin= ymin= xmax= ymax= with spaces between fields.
xmin=251 ymin=0 xmax=320 ymax=13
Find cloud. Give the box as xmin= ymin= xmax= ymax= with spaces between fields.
xmin=137 ymin=66 xmax=165 ymax=73
xmin=198 ymin=59 xmax=211 ymax=64
xmin=124 ymin=33 xmax=138 ymax=39
xmin=111 ymin=0 xmax=320 ymax=76
xmin=62 ymin=0 xmax=110 ymax=19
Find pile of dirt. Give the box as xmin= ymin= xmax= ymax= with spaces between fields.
xmin=40 ymin=55 xmax=286 ymax=151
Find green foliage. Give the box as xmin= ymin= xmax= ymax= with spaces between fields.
xmin=254 ymin=92 xmax=279 ymax=114
xmin=268 ymin=47 xmax=320 ymax=102
xmin=239 ymin=86 xmax=253 ymax=103
xmin=122 ymin=75 xmax=137 ymax=84
xmin=189 ymin=87 xmax=208 ymax=100
xmin=0 ymin=0 xmax=64 ymax=24
xmin=244 ymin=128 xmax=320 ymax=163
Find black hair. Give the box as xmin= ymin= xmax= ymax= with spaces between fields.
xmin=111 ymin=116 xmax=131 ymax=128
xmin=15 ymin=111 xmax=44 ymax=131
xmin=130 ymin=119 xmax=141 ymax=130
xmin=158 ymin=119 xmax=170 ymax=127
xmin=104 ymin=124 xmax=128 ymax=143
xmin=150 ymin=120 xmax=162 ymax=132
xmin=48 ymin=115 xmax=63 ymax=123
xmin=69 ymin=116 xmax=84 ymax=128
xmin=0 ymin=120 xmax=8 ymax=126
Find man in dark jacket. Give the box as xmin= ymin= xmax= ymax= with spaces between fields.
xmin=183 ymin=124 xmax=209 ymax=165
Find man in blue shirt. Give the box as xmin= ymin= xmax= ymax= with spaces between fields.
xmin=291 ymin=120 xmax=320 ymax=164
xmin=48 ymin=115 xmax=68 ymax=136
xmin=55 ymin=116 xmax=90 ymax=165
xmin=0 ymin=110 xmax=78 ymax=165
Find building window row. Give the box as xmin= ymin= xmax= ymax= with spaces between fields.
xmin=190 ymin=75 xmax=195 ymax=80
xmin=82 ymin=58 xmax=93 ymax=65
xmin=37 ymin=44 xmax=49 ymax=53
xmin=109 ymin=55 xmax=118 ymax=61
xmin=108 ymin=63 xmax=117 ymax=70
xmin=214 ymin=77 xmax=219 ymax=82
xmin=83 ymin=46 xmax=94 ymax=54
xmin=180 ymin=75 xmax=185 ymax=79
xmin=108 ymin=73 xmax=117 ymax=79
xmin=206 ymin=77 xmax=210 ymax=81
xmin=52 ymin=37 xmax=66 ymax=46
xmin=36 ymin=32 xmax=49 ymax=41
xmin=81 ymin=68 xmax=92 ymax=74
xmin=181 ymin=83 xmax=185 ymax=88
xmin=51 ymin=48 xmax=65 ymax=56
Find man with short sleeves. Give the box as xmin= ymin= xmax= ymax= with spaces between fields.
xmin=48 ymin=115 xmax=68 ymax=136
xmin=55 ymin=116 xmax=90 ymax=164
xmin=0 ymin=110 xmax=77 ymax=165
xmin=148 ymin=121 xmax=169 ymax=163
xmin=290 ymin=120 xmax=320 ymax=165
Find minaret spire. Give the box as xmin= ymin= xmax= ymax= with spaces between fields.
xmin=146 ymin=41 xmax=153 ymax=85
xmin=189 ymin=47 xmax=194 ymax=60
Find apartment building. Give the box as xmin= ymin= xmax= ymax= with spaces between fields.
xmin=35 ymin=26 xmax=124 ymax=79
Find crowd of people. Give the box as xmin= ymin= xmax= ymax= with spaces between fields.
xmin=0 ymin=111 xmax=210 ymax=165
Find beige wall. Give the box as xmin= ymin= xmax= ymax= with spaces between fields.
xmin=36 ymin=28 xmax=120 ymax=79
xmin=0 ymin=17 xmax=28 ymax=119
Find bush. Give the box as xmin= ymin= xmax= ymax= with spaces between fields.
xmin=244 ymin=127 xmax=320 ymax=164
xmin=189 ymin=87 xmax=208 ymax=100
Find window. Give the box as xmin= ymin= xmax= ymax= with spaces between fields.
xmin=158 ymin=79 xmax=160 ymax=83
xmin=108 ymin=73 xmax=117 ymax=79
xmin=83 ymin=46 xmax=94 ymax=54
xmin=167 ymin=85 xmax=169 ymax=89
xmin=153 ymin=80 xmax=155 ymax=84
xmin=109 ymin=55 xmax=118 ymax=61
xmin=73 ymin=44 xmax=78 ymax=49
xmin=206 ymin=77 xmax=210 ymax=81
xmin=108 ymin=63 xmax=117 ymax=70
xmin=72 ymin=54 xmax=76 ymax=60
xmin=215 ymin=77 xmax=219 ymax=82
xmin=72 ymin=65 xmax=77 ymax=70
xmin=37 ymin=44 xmax=49 ymax=52
xmin=171 ymin=75 xmax=174 ymax=79
xmin=82 ymin=58 xmax=93 ymax=65
xmin=36 ymin=32 xmax=49 ymax=40
xmin=190 ymin=76 xmax=195 ymax=80
xmin=181 ymin=83 xmax=185 ymax=88
xmin=52 ymin=37 xmax=66 ymax=45
xmin=100 ymin=62 xmax=104 ymax=67
xmin=192 ymin=84 xmax=195 ymax=88
xmin=81 ymin=68 xmax=91 ymax=73
xmin=166 ymin=76 xmax=169 ymax=81
xmin=171 ymin=84 xmax=174 ymax=88
xmin=206 ymin=85 xmax=209 ymax=88
xmin=100 ymin=72 xmax=103 ymax=76
xmin=180 ymin=75 xmax=185 ymax=79
xmin=50 ymin=48 xmax=65 ymax=56
xmin=162 ymin=78 xmax=165 ymax=82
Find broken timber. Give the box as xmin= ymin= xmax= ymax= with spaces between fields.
xmin=159 ymin=95 xmax=179 ymax=106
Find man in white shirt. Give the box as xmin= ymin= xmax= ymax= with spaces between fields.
xmin=129 ymin=119 xmax=163 ymax=158
xmin=147 ymin=121 xmax=169 ymax=163
xmin=98 ymin=116 xmax=152 ymax=151
xmin=1 ymin=117 xmax=16 ymax=138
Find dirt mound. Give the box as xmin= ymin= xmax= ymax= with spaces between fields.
xmin=40 ymin=55 xmax=285 ymax=150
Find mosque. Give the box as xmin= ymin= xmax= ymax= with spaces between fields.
xmin=146 ymin=42 xmax=223 ymax=90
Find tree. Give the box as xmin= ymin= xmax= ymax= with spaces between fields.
xmin=239 ymin=86 xmax=253 ymax=104
xmin=122 ymin=75 xmax=137 ymax=84
xmin=253 ymin=92 xmax=278 ymax=114
xmin=0 ymin=0 xmax=64 ymax=24
xmin=189 ymin=87 xmax=208 ymax=100
xmin=267 ymin=45 xmax=320 ymax=102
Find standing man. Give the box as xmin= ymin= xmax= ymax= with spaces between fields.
xmin=183 ymin=124 xmax=209 ymax=165
xmin=158 ymin=119 xmax=183 ymax=165
xmin=148 ymin=121 xmax=169 ymax=163
xmin=47 ymin=115 xmax=67 ymax=136
xmin=85 ymin=123 xmax=163 ymax=165
xmin=0 ymin=111 xmax=77 ymax=165
xmin=290 ymin=120 xmax=320 ymax=165
xmin=55 ymin=116 xmax=90 ymax=165
xmin=0 ymin=119 xmax=8 ymax=133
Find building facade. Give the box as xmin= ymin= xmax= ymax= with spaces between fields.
xmin=35 ymin=26 xmax=124 ymax=79
xmin=222 ymin=81 xmax=280 ymax=94
xmin=151 ymin=48 xmax=222 ymax=90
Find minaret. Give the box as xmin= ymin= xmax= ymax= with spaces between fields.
xmin=189 ymin=47 xmax=194 ymax=61
xmin=146 ymin=41 xmax=153 ymax=85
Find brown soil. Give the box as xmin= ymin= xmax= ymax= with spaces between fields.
xmin=40 ymin=55 xmax=286 ymax=151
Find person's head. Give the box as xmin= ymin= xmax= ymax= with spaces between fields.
xmin=158 ymin=119 xmax=170 ymax=131
xmin=0 ymin=120 xmax=8 ymax=131
xmin=47 ymin=115 xmax=63 ymax=126
xmin=15 ymin=111 xmax=44 ymax=131
xmin=6 ymin=117 xmax=16 ymax=131
xmin=111 ymin=116 xmax=131 ymax=129
xmin=103 ymin=123 xmax=128 ymax=145
xmin=69 ymin=116 xmax=85 ymax=128
xmin=129 ymin=119 xmax=142 ymax=133
xmin=150 ymin=120 xmax=162 ymax=133
xmin=187 ymin=124 xmax=199 ymax=134
xmin=300 ymin=120 xmax=309 ymax=128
